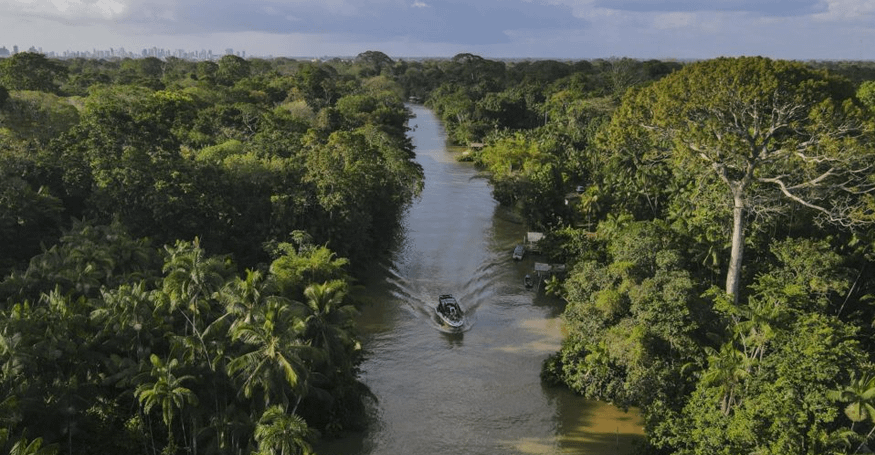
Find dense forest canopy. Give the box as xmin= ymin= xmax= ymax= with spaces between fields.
xmin=0 ymin=51 xmax=424 ymax=455
xmin=2 ymin=50 xmax=875 ymax=454
xmin=422 ymin=55 xmax=875 ymax=454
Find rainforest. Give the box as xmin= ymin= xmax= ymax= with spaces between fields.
xmin=2 ymin=50 xmax=875 ymax=454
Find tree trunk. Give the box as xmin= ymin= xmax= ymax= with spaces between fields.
xmin=854 ymin=423 xmax=875 ymax=454
xmin=725 ymin=192 xmax=745 ymax=303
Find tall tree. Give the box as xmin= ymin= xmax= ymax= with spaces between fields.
xmin=253 ymin=405 xmax=314 ymax=455
xmin=302 ymin=281 xmax=356 ymax=364
xmin=135 ymin=354 xmax=199 ymax=453
xmin=160 ymin=239 xmax=230 ymax=370
xmin=830 ymin=373 xmax=875 ymax=452
xmin=605 ymin=57 xmax=875 ymax=301
xmin=0 ymin=52 xmax=68 ymax=94
xmin=227 ymin=299 xmax=317 ymax=413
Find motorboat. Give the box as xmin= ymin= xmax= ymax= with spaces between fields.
xmin=436 ymin=294 xmax=464 ymax=328
xmin=512 ymin=244 xmax=525 ymax=261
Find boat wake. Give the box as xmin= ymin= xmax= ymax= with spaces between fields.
xmin=383 ymin=265 xmax=479 ymax=333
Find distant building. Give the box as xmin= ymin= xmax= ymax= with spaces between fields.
xmin=0 ymin=44 xmax=239 ymax=61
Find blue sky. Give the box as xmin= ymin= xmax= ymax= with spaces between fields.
xmin=1 ymin=0 xmax=873 ymax=60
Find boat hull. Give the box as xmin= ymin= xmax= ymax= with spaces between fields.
xmin=436 ymin=311 xmax=464 ymax=328
xmin=436 ymin=294 xmax=464 ymax=328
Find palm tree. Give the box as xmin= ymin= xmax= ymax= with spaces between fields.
xmin=9 ymin=435 xmax=58 ymax=455
xmin=701 ymin=342 xmax=749 ymax=415
xmin=204 ymin=404 xmax=253 ymax=455
xmin=219 ymin=269 xmax=290 ymax=332
xmin=135 ymin=354 xmax=199 ymax=453
xmin=254 ymin=405 xmax=315 ymax=455
xmin=302 ymin=281 xmax=357 ymax=363
xmin=93 ymin=280 xmax=157 ymax=359
xmin=227 ymin=299 xmax=318 ymax=413
xmin=160 ymin=238 xmax=230 ymax=369
xmin=730 ymin=295 xmax=788 ymax=365
xmin=830 ymin=373 xmax=875 ymax=453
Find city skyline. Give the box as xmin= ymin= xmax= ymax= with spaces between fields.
xmin=0 ymin=1 xmax=873 ymax=61
xmin=0 ymin=44 xmax=250 ymax=61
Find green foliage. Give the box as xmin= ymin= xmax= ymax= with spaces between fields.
xmin=601 ymin=56 xmax=875 ymax=304
xmin=268 ymin=236 xmax=350 ymax=300
xmin=216 ymin=54 xmax=252 ymax=86
xmin=0 ymin=52 xmax=68 ymax=93
xmin=135 ymin=354 xmax=198 ymax=443
xmin=1 ymin=52 xmax=873 ymax=455
xmin=254 ymin=406 xmax=315 ymax=455
xmin=0 ymin=54 xmax=423 ymax=454
xmin=544 ymin=220 xmax=703 ymax=407
xmin=858 ymin=80 xmax=875 ymax=111
xmin=0 ymin=220 xmax=367 ymax=454
xmin=0 ymin=90 xmax=79 ymax=143
xmin=0 ymin=175 xmax=63 ymax=275
xmin=1 ymin=219 xmax=156 ymax=302
xmin=9 ymin=435 xmax=58 ymax=455
xmin=669 ymin=314 xmax=866 ymax=455
xmin=354 ymin=50 xmax=394 ymax=78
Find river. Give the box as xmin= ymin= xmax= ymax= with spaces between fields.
xmin=317 ymin=105 xmax=643 ymax=454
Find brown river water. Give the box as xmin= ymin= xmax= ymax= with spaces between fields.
xmin=316 ymin=105 xmax=643 ymax=454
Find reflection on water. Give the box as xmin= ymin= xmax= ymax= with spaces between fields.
xmin=316 ymin=105 xmax=643 ymax=455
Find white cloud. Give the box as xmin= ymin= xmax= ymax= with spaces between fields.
xmin=3 ymin=0 xmax=131 ymax=20
xmin=651 ymin=11 xmax=711 ymax=30
xmin=53 ymin=0 xmax=128 ymax=18
xmin=1 ymin=0 xmax=873 ymax=61
xmin=814 ymin=0 xmax=875 ymax=21
xmin=652 ymin=11 xmax=693 ymax=29
xmin=260 ymin=0 xmax=362 ymax=16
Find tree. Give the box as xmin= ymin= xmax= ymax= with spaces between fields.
xmin=302 ymin=281 xmax=357 ymax=364
xmin=227 ymin=298 xmax=317 ymax=413
xmin=0 ymin=175 xmax=63 ymax=274
xmin=9 ymin=436 xmax=58 ymax=455
xmin=135 ymin=354 xmax=199 ymax=453
xmin=219 ymin=269 xmax=273 ymax=331
xmin=544 ymin=219 xmax=703 ymax=407
xmin=670 ymin=312 xmax=867 ymax=455
xmin=0 ymin=52 xmax=68 ymax=93
xmin=216 ymin=55 xmax=252 ymax=86
xmin=700 ymin=342 xmax=749 ymax=415
xmin=0 ymin=90 xmax=80 ymax=144
xmin=253 ymin=405 xmax=314 ymax=455
xmin=293 ymin=63 xmax=337 ymax=110
xmin=354 ymin=51 xmax=394 ymax=77
xmin=605 ymin=57 xmax=875 ymax=301
xmin=830 ymin=373 xmax=875 ymax=452
xmin=0 ymin=85 xmax=9 ymax=107
xmin=268 ymin=236 xmax=350 ymax=300
xmin=858 ymin=80 xmax=875 ymax=112
xmin=159 ymin=238 xmax=230 ymax=371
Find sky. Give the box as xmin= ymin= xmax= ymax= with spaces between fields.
xmin=1 ymin=0 xmax=874 ymax=60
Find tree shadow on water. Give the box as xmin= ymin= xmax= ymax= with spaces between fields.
xmin=547 ymin=385 xmax=645 ymax=455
